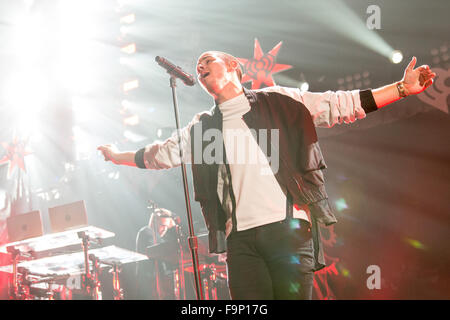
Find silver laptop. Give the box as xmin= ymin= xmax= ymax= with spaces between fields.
xmin=7 ymin=210 xmax=44 ymax=242
xmin=48 ymin=200 xmax=88 ymax=233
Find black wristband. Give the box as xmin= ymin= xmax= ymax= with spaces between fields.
xmin=134 ymin=148 xmax=146 ymax=169
xmin=360 ymin=89 xmax=378 ymax=114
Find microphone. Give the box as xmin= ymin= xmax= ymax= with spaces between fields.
xmin=155 ymin=56 xmax=196 ymax=86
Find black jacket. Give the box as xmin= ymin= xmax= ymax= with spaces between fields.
xmin=190 ymin=88 xmax=338 ymax=271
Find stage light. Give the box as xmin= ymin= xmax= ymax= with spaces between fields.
xmin=52 ymin=189 xmax=61 ymax=200
xmin=37 ymin=191 xmax=51 ymax=202
xmin=108 ymin=171 xmax=120 ymax=180
xmin=289 ymin=282 xmax=300 ymax=294
xmin=390 ymin=50 xmax=403 ymax=64
xmin=52 ymin=53 xmax=98 ymax=94
xmin=120 ymin=13 xmax=135 ymax=24
xmin=122 ymin=79 xmax=139 ymax=92
xmin=299 ymin=82 xmax=309 ymax=92
xmin=290 ymin=256 xmax=300 ymax=265
xmin=4 ymin=71 xmax=49 ymax=113
xmin=289 ymin=219 xmax=301 ymax=230
xmin=335 ymin=198 xmax=348 ymax=212
xmin=291 ymin=1 xmax=394 ymax=59
xmin=13 ymin=4 xmax=97 ymax=95
xmin=341 ymin=268 xmax=351 ymax=277
xmin=64 ymin=163 xmax=75 ymax=172
xmin=405 ymin=238 xmax=426 ymax=250
xmin=121 ymin=43 xmax=136 ymax=54
xmin=57 ymin=0 xmax=104 ymax=41
xmin=121 ymin=100 xmax=132 ymax=109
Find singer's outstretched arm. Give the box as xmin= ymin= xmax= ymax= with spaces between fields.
xmin=98 ymin=54 xmax=435 ymax=168
xmin=97 ymin=111 xmax=201 ymax=169
xmin=97 ymin=144 xmax=137 ymax=167
xmin=372 ymin=56 xmax=435 ymax=108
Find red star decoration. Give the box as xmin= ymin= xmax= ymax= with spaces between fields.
xmin=237 ymin=38 xmax=292 ymax=89
xmin=0 ymin=137 xmax=33 ymax=179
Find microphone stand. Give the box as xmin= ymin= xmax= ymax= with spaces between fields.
xmin=167 ymin=75 xmax=204 ymax=300
xmin=174 ymin=219 xmax=186 ymax=300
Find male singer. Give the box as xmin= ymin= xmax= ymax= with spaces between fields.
xmin=98 ymin=51 xmax=435 ymax=299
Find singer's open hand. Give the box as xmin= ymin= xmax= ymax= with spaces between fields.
xmin=97 ymin=144 xmax=119 ymax=164
xmin=402 ymin=57 xmax=436 ymax=95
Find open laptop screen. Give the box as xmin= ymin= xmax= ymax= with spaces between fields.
xmin=7 ymin=210 xmax=44 ymax=242
xmin=48 ymin=200 xmax=88 ymax=233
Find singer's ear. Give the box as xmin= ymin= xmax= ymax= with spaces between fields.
xmin=227 ymin=60 xmax=240 ymax=78
xmin=229 ymin=60 xmax=243 ymax=82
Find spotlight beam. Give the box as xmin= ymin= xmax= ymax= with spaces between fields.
xmin=288 ymin=0 xmax=394 ymax=59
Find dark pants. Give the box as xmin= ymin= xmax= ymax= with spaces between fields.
xmin=226 ymin=219 xmax=315 ymax=300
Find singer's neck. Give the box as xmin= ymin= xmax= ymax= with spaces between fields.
xmin=213 ymin=82 xmax=244 ymax=105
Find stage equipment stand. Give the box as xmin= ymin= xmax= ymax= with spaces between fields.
xmin=110 ymin=263 xmax=123 ymax=300
xmin=101 ymin=260 xmax=124 ymax=300
xmin=6 ymin=246 xmax=34 ymax=299
xmin=78 ymin=231 xmax=101 ymax=300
